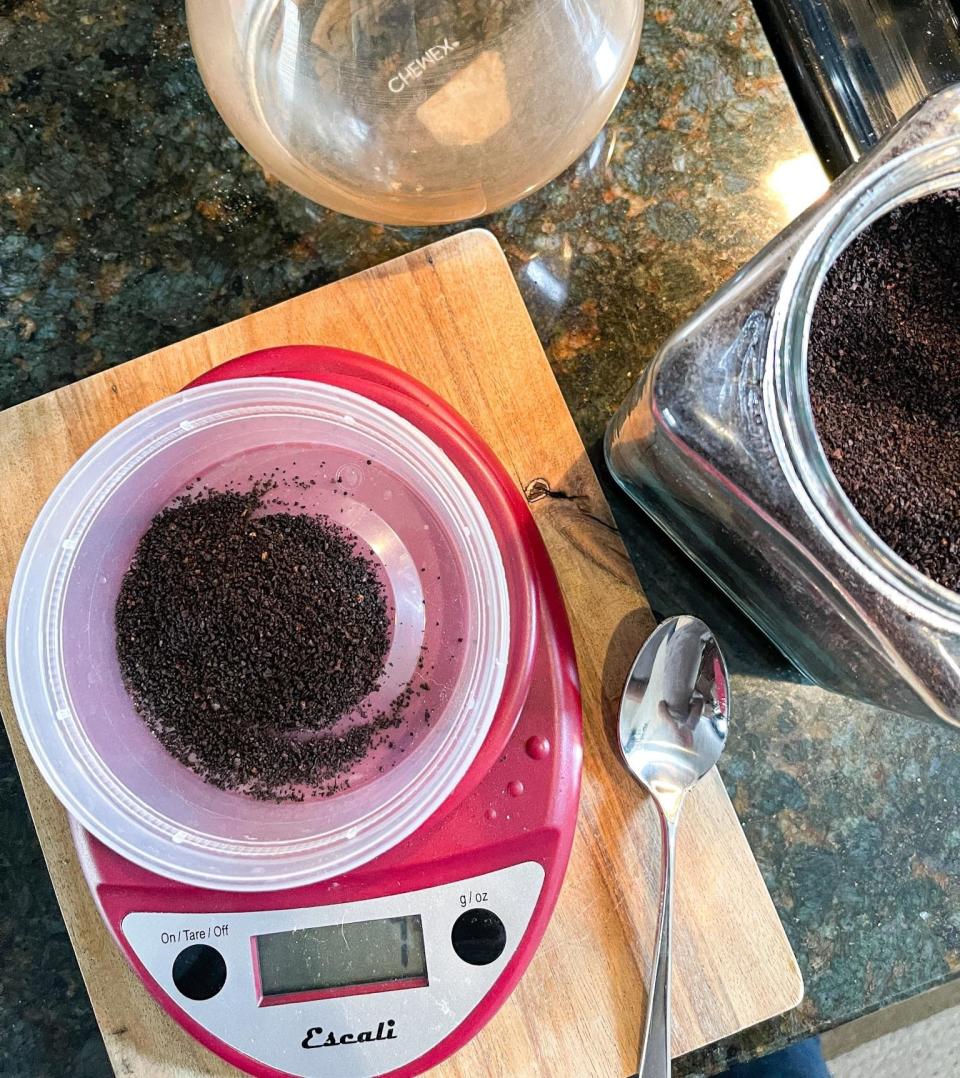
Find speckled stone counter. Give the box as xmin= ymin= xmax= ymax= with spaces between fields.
xmin=2 ymin=2 xmax=958 ymax=1076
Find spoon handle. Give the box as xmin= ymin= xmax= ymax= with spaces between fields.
xmin=634 ymin=803 xmax=676 ymax=1078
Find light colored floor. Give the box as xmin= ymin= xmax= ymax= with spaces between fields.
xmin=827 ymin=1003 xmax=960 ymax=1077
xmin=821 ymin=979 xmax=960 ymax=1078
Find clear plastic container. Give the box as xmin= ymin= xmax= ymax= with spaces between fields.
xmin=606 ymin=86 xmax=960 ymax=725
xmin=7 ymin=378 xmax=529 ymax=889
xmin=186 ymin=0 xmax=643 ymax=225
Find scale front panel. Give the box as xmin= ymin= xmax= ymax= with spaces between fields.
xmin=121 ymin=862 xmax=544 ymax=1078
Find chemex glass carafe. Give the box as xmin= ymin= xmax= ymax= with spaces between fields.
xmin=187 ymin=0 xmax=644 ymax=225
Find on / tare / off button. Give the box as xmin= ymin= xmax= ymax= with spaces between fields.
xmin=172 ymin=943 xmax=228 ymax=1000
xmin=451 ymin=908 xmax=507 ymax=965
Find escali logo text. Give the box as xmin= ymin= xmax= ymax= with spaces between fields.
xmin=302 ymin=1019 xmax=397 ymax=1049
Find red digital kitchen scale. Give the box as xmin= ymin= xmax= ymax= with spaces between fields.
xmin=53 ymin=347 xmax=583 ymax=1078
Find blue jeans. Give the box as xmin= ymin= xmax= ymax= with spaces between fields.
xmin=717 ymin=1037 xmax=830 ymax=1078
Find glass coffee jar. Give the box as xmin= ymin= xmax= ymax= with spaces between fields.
xmin=606 ymin=86 xmax=960 ymax=725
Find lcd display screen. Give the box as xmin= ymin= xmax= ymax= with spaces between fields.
xmin=255 ymin=914 xmax=427 ymax=998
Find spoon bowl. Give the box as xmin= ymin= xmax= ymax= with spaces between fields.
xmin=619 ymin=616 xmax=729 ymax=815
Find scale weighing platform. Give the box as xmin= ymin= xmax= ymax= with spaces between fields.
xmin=14 ymin=347 xmax=583 ymax=1078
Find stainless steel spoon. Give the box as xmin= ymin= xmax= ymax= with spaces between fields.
xmin=619 ymin=615 xmax=730 ymax=1078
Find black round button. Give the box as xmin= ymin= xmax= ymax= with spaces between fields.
xmin=172 ymin=943 xmax=227 ymax=1000
xmin=451 ymin=908 xmax=507 ymax=965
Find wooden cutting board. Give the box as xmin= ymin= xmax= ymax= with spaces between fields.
xmin=0 ymin=230 xmax=802 ymax=1077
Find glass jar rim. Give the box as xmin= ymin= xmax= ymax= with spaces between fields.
xmin=770 ymin=136 xmax=960 ymax=630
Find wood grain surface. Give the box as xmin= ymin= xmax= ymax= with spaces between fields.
xmin=0 ymin=230 xmax=802 ymax=1077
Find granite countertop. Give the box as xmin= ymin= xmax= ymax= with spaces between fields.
xmin=3 ymin=2 xmax=960 ymax=1076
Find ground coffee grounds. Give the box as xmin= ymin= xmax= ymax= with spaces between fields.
xmin=808 ymin=188 xmax=960 ymax=593
xmin=115 ymin=485 xmax=405 ymax=800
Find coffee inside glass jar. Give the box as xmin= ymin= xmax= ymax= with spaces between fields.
xmin=808 ymin=188 xmax=960 ymax=593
